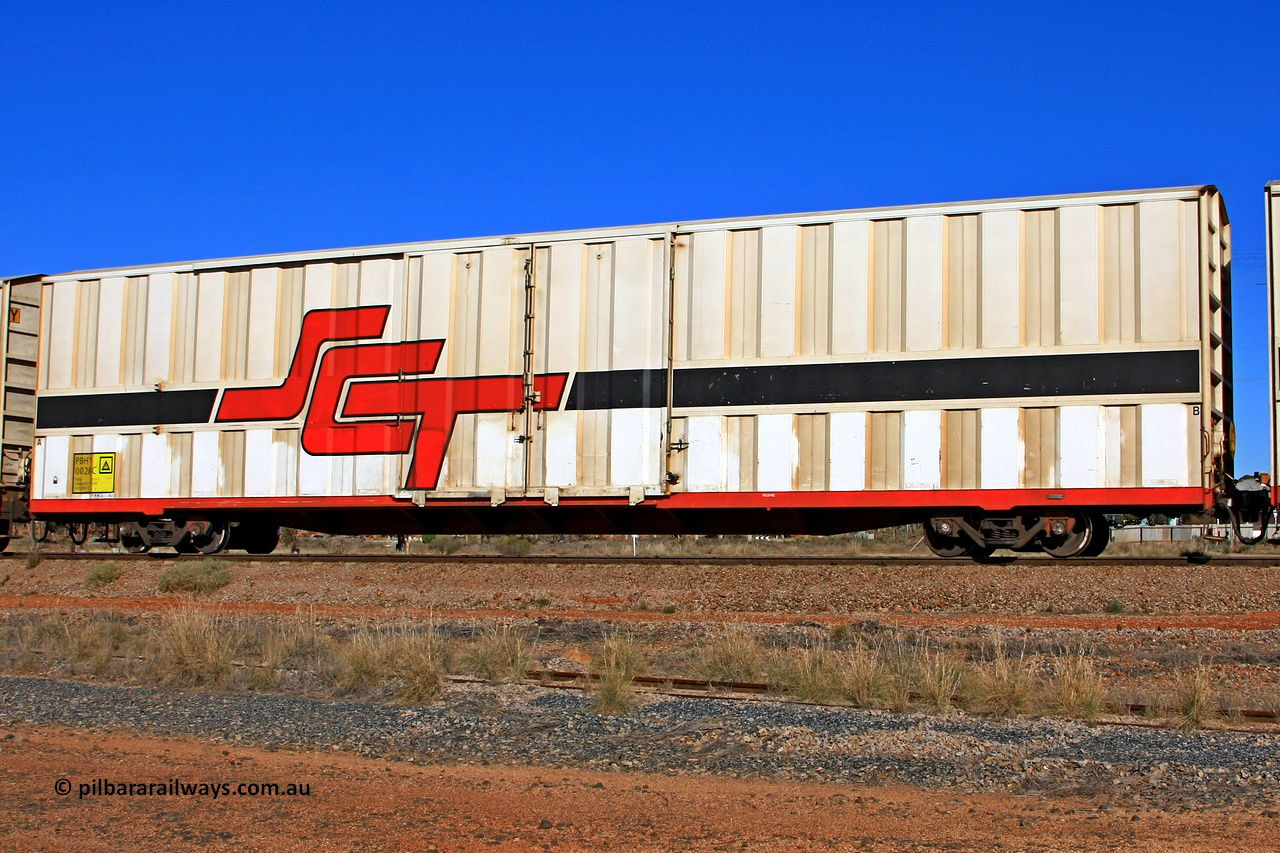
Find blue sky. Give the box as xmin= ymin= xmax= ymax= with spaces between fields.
xmin=3 ymin=1 xmax=1278 ymax=472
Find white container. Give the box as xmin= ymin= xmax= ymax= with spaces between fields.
xmin=26 ymin=186 xmax=1230 ymax=534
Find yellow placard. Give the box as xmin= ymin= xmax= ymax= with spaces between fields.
xmin=72 ymin=452 xmax=116 ymax=494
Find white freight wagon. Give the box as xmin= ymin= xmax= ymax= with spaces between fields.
xmin=8 ymin=185 xmax=1234 ymax=556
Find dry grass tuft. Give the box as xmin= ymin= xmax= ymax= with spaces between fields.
xmin=589 ymin=669 xmax=636 ymax=715
xmin=589 ymin=632 xmax=646 ymax=715
xmin=593 ymin=632 xmax=647 ymax=680
xmin=26 ymin=614 xmax=71 ymax=658
xmin=915 ymin=648 xmax=963 ymax=712
xmin=463 ymin=625 xmax=533 ymax=682
xmin=84 ymin=563 xmax=123 ymax=591
xmin=335 ymin=627 xmax=389 ymax=695
xmin=419 ymin=535 xmax=463 ymax=555
xmin=494 ymin=536 xmax=534 ymax=557
xmin=66 ymin=618 xmax=128 ymax=676
xmin=388 ymin=623 xmax=450 ymax=706
xmin=266 ymin=614 xmax=334 ymax=669
xmin=840 ymin=643 xmax=892 ymax=707
xmin=1167 ymin=666 xmax=1221 ymax=730
xmin=1045 ymin=650 xmax=1106 ymax=723
xmin=1262 ymin=690 xmax=1280 ymax=720
xmin=876 ymin=639 xmax=919 ymax=712
xmin=157 ymin=560 xmax=231 ymax=595
xmin=769 ymin=643 xmax=845 ymax=704
xmin=967 ymin=637 xmax=1037 ymax=716
xmin=9 ymin=608 xmax=1254 ymax=728
xmin=257 ymin=612 xmax=338 ymax=693
xmin=154 ymin=607 xmax=240 ymax=688
xmin=698 ymin=626 xmax=762 ymax=683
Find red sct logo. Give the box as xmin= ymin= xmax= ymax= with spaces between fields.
xmin=214 ymin=306 xmax=567 ymax=490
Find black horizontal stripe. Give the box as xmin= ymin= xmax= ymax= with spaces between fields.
xmin=565 ymin=349 xmax=1199 ymax=410
xmin=36 ymin=389 xmax=219 ymax=430
xmin=565 ymin=368 xmax=669 ymax=410
xmin=32 ymin=349 xmax=1199 ymax=429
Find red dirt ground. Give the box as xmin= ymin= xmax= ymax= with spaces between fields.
xmin=6 ymin=555 xmax=1280 ymax=849
xmin=6 ymin=551 xmax=1280 ymax=632
xmin=3 ymin=723 xmax=1276 ymax=853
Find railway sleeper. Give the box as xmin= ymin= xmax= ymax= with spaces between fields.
xmin=927 ymin=512 xmax=1109 ymax=560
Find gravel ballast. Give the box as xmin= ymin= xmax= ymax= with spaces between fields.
xmin=3 ymin=676 xmax=1277 ymax=811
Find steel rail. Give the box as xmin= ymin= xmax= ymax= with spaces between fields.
xmin=480 ymin=670 xmax=1280 ymax=731
xmin=4 ymin=551 xmax=1280 ymax=566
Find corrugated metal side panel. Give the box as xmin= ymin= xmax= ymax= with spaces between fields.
xmin=527 ymin=237 xmax=666 ymax=497
xmin=2 ymin=279 xmax=41 ymax=485
xmin=170 ymin=273 xmax=197 ymax=383
xmin=795 ymin=414 xmax=828 ymax=490
xmin=942 ymin=409 xmax=979 ymax=489
xmin=36 ymin=255 xmax=420 ymax=502
xmin=980 ymin=210 xmax=1020 ymax=348
xmin=1270 ymin=183 xmax=1280 ymax=485
xmin=1022 ymin=407 xmax=1057 ymax=488
xmin=945 ymin=216 xmax=980 ymax=350
xmin=726 ymin=415 xmax=756 ymax=491
xmin=274 ymin=267 xmax=306 ymax=377
xmin=73 ymin=280 xmax=99 ymax=387
xmin=674 ymin=199 xmax=1205 ymax=368
xmin=222 ymin=271 xmax=251 ymax=381
xmin=117 ymin=434 xmax=141 ymax=499
xmin=829 ymin=412 xmax=865 ymax=490
xmin=1022 ymin=210 xmax=1058 ymax=347
xmin=1200 ymin=190 xmax=1230 ymax=477
xmin=121 ymin=277 xmax=147 ymax=386
xmin=667 ymin=402 xmax=1181 ymax=493
xmin=729 ymin=230 xmax=760 ymax=358
xmin=438 ymin=247 xmax=524 ymax=492
xmin=798 ymin=226 xmax=831 ymax=356
xmin=871 ymin=220 xmax=905 ymax=353
xmin=666 ymin=194 xmax=1207 ymax=497
xmin=866 ymin=411 xmax=902 ymax=490
xmin=1103 ymin=205 xmax=1138 ymax=343
xmin=30 ymin=188 xmax=1213 ymax=506
xmin=40 ymin=186 xmax=1210 ymax=285
xmin=831 ymin=221 xmax=869 ymax=354
xmin=1109 ymin=406 xmax=1140 ymax=488
xmin=902 ymin=410 xmax=942 ymax=488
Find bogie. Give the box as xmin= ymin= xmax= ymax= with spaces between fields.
xmin=926 ymin=512 xmax=1111 ymax=560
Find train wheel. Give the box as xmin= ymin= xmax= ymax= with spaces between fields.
xmin=233 ymin=523 xmax=279 ymax=555
xmin=923 ymin=521 xmax=978 ymax=558
xmin=68 ymin=522 xmax=89 ymax=547
xmin=120 ymin=526 xmax=150 ymax=554
xmin=191 ymin=522 xmax=229 ymax=555
xmin=1041 ymin=513 xmax=1096 ymax=559
xmin=1080 ymin=513 xmax=1110 ymax=558
xmin=0 ymin=520 xmax=9 ymax=553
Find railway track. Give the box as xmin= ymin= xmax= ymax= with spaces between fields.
xmin=516 ymin=670 xmax=1280 ymax=729
xmin=4 ymin=550 xmax=1279 ymax=566
xmin=13 ymin=641 xmax=1280 ymax=729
